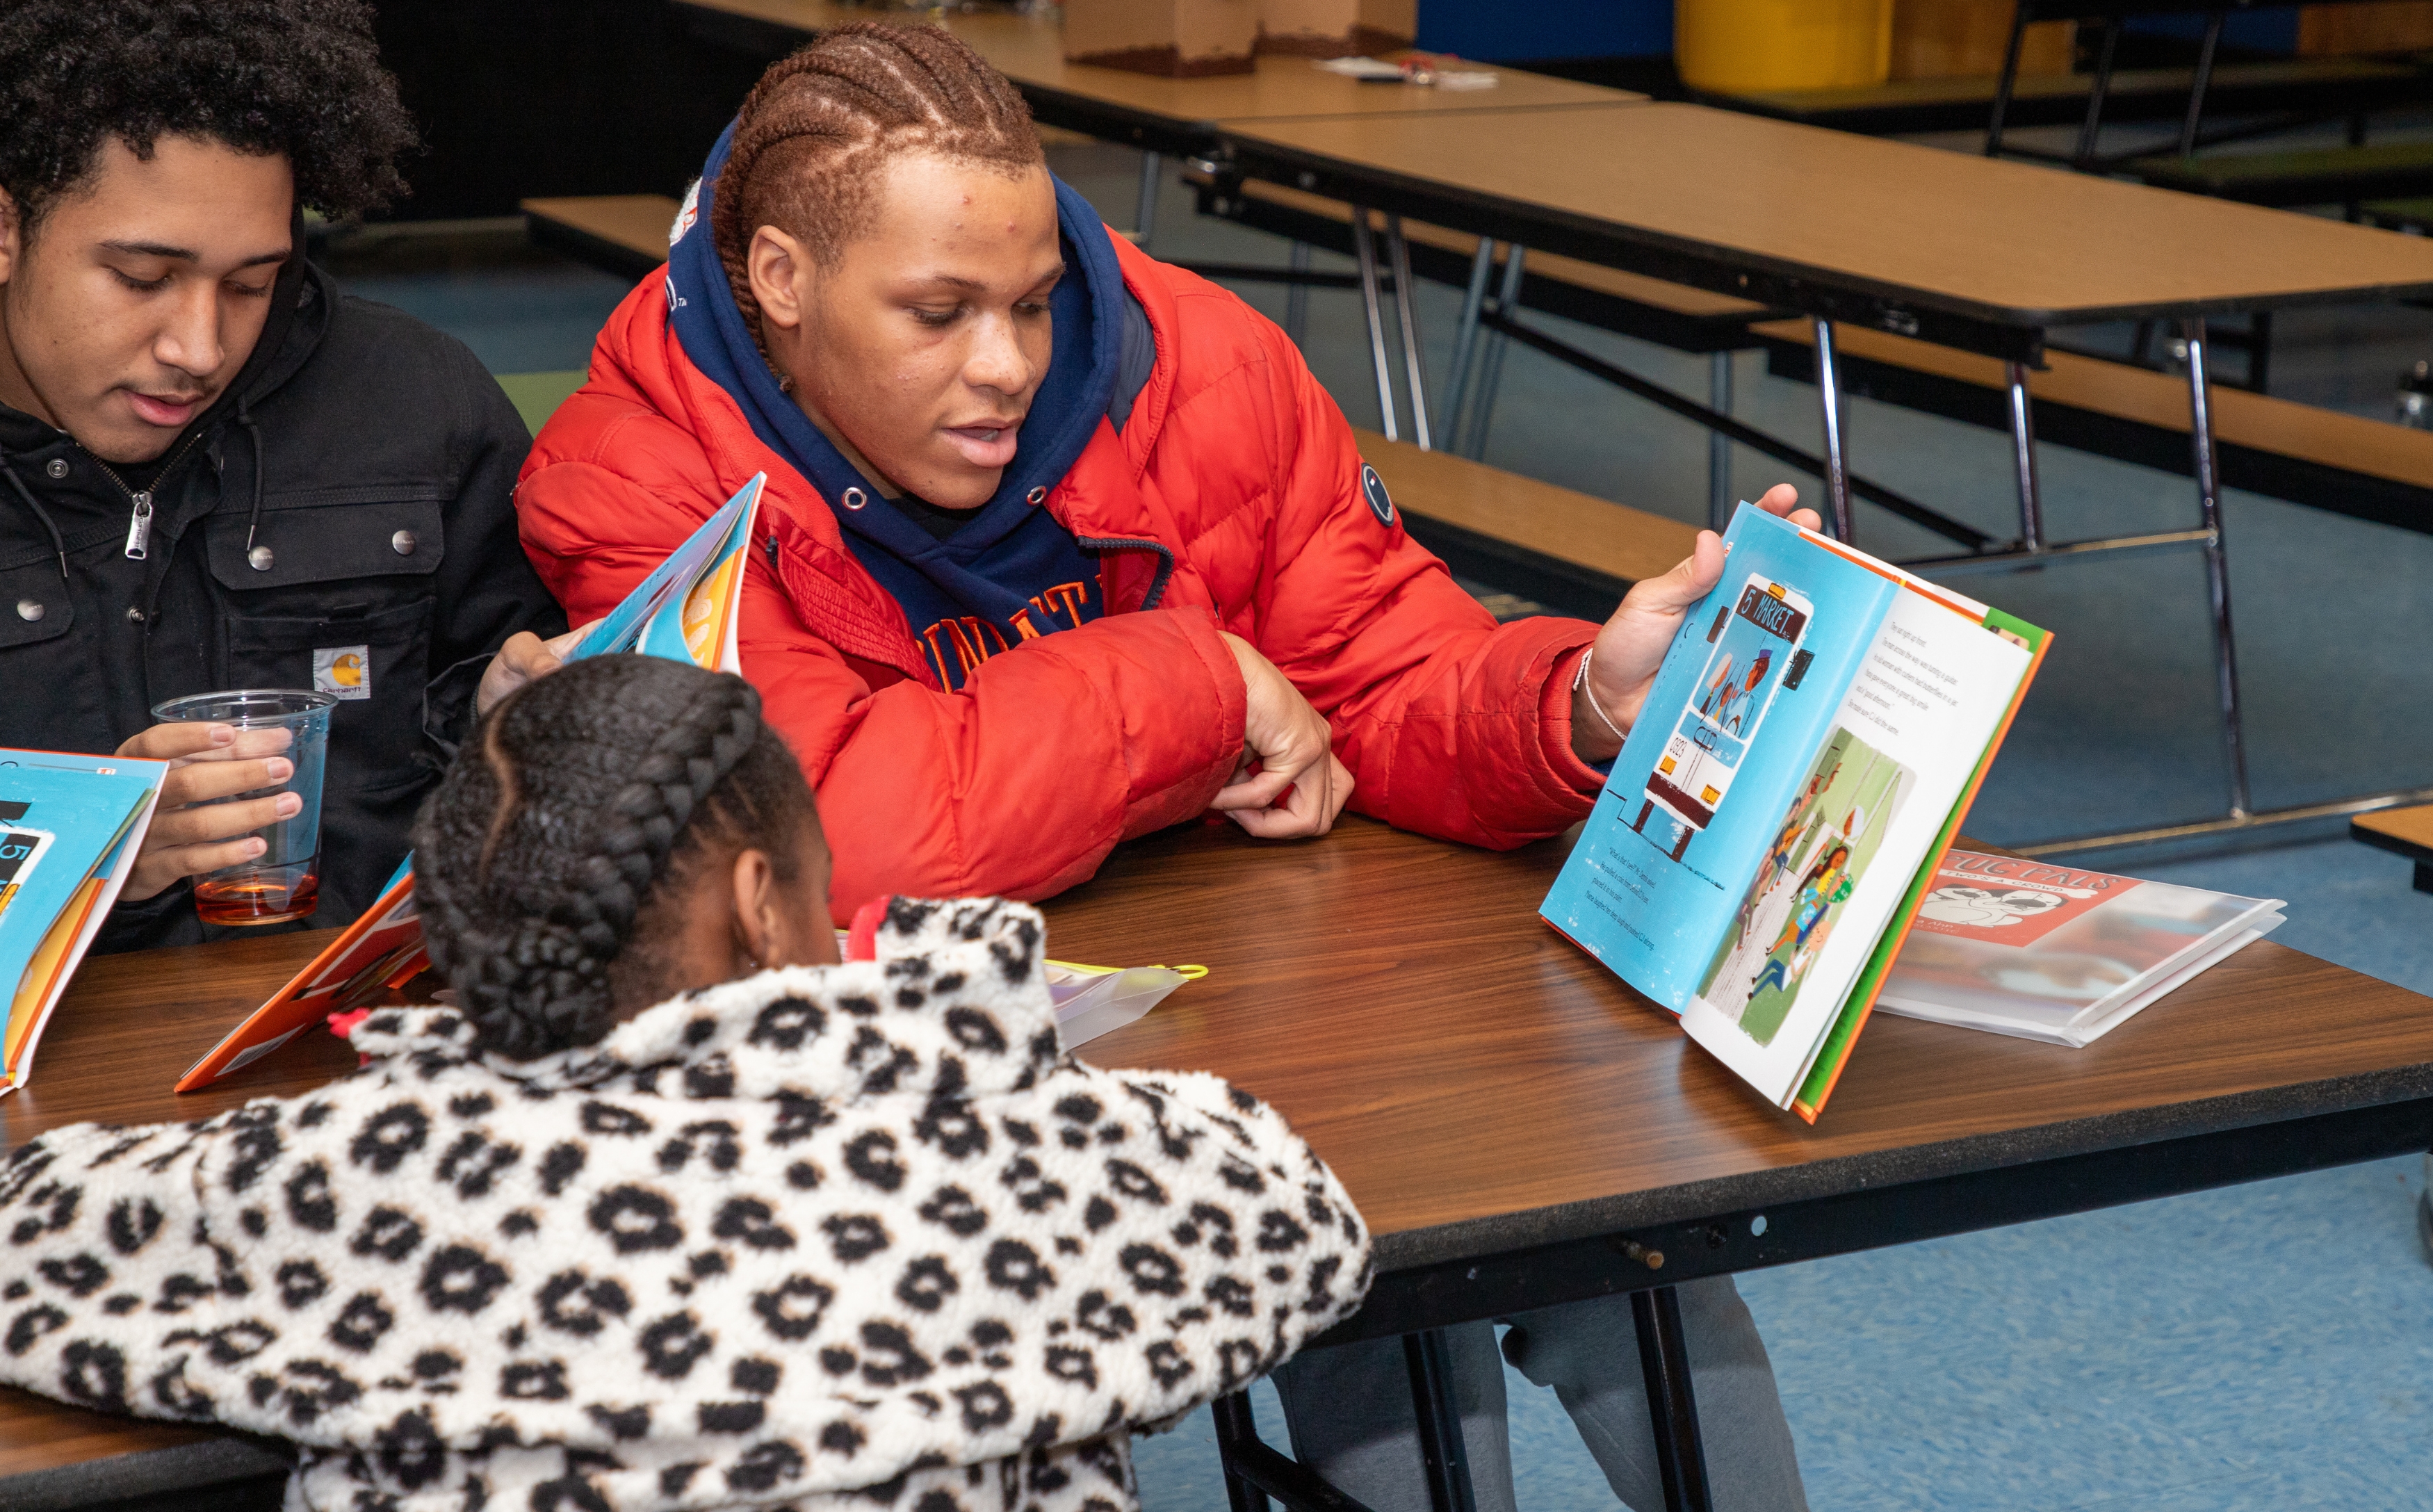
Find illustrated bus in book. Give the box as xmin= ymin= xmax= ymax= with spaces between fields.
xmin=1629 ymin=572 xmax=1813 ymax=860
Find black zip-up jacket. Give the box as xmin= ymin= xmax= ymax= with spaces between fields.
xmin=0 ymin=252 xmax=564 ymax=952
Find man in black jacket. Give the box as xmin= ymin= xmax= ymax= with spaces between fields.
xmin=0 ymin=0 xmax=569 ymax=952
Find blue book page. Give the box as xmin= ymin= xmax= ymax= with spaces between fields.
xmin=0 ymin=763 xmax=156 ymax=998
xmin=1540 ymin=508 xmax=1897 ymax=1011
xmin=1 ymin=751 xmax=165 ymax=879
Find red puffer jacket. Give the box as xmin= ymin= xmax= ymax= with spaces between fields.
xmin=517 ymin=230 xmax=1604 ymax=915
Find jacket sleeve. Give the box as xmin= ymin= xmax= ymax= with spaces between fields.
xmin=1049 ymin=1057 xmax=1372 ymax=1426
xmin=422 ymin=347 xmax=569 ymax=756
xmin=516 ymin=455 xmax=1248 ymax=916
xmin=1245 ymin=334 xmax=1609 ymax=849
xmin=0 ymin=1112 xmax=252 ymax=1424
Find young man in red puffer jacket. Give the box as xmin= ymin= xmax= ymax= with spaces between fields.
xmin=515 ymin=25 xmax=1809 ymax=922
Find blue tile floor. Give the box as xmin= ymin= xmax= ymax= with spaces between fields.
xmin=332 ymin=138 xmax=2433 ymax=1506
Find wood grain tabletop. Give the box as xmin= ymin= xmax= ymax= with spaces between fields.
xmin=8 ymin=815 xmax=2430 ymax=1477
xmin=2352 ymin=804 xmax=2433 ymax=855
xmin=1219 ymin=102 xmax=2433 ymax=325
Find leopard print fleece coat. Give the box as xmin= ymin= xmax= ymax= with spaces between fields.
xmin=0 ymin=897 xmax=1371 ymax=1511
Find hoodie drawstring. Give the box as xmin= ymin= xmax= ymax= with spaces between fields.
xmin=0 ymin=446 xmax=70 ymax=580
xmin=237 ymin=399 xmax=269 ymax=569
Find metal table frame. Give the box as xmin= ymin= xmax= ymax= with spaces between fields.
xmin=1212 ymin=1088 xmax=2433 ymax=1512
xmin=1208 ymin=126 xmax=2433 ymax=856
xmin=1986 ymin=0 xmax=2410 ymax=173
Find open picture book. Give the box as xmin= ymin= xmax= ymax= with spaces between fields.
xmin=1540 ymin=504 xmax=2051 ymax=1121
xmin=1 ymin=751 xmax=167 ymax=1094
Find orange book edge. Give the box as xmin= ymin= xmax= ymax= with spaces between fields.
xmin=1 ymin=876 xmax=106 ymax=1096
xmin=175 ymin=870 xmax=422 ymax=1091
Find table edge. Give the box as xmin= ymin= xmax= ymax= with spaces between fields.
xmin=1212 ymin=128 xmax=2433 ymax=335
xmin=1365 ymin=1058 xmax=2433 ymax=1272
xmin=0 ymin=1433 xmax=291 ymax=1506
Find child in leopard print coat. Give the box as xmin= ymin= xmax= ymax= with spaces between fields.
xmin=0 ymin=658 xmax=1371 ymax=1511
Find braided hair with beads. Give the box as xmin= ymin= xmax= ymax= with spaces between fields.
xmin=710 ymin=19 xmax=1044 ymax=342
xmin=412 ymin=656 xmax=818 ymax=1059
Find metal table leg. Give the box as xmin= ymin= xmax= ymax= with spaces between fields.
xmin=1213 ymin=1391 xmax=1275 ymax=1512
xmin=1350 ymin=206 xmax=1400 ymax=442
xmin=2180 ymin=13 xmax=2226 ymax=158
xmin=1466 ymin=245 xmax=1527 ymax=459
xmin=1135 ymin=149 xmax=1162 ymax=253
xmin=1213 ymin=1388 xmax=1385 ymax=1512
xmin=2182 ymin=318 xmax=2253 ymax=820
xmin=1709 ymin=352 xmax=1734 ymax=530
xmin=2074 ymin=19 xmax=2124 ymax=169
xmin=1632 ymin=1286 xmax=1715 ymax=1512
xmin=1385 ymin=215 xmax=1434 ymax=450
xmin=1286 ymin=241 xmax=1313 ymax=348
xmin=2005 ymin=360 xmax=2044 ymax=552
xmin=1812 ymin=318 xmax=1853 ymax=541
xmin=1984 ymin=1 xmax=2031 ymax=156
xmin=1446 ymin=238 xmax=1497 ymax=446
xmin=1402 ymin=1330 xmax=1479 ymax=1512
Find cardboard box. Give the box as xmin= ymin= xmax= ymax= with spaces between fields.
xmin=1064 ymin=0 xmax=1258 ymax=76
xmin=1889 ymin=0 xmax=2072 ymax=81
xmin=2299 ymin=0 xmax=2433 ymax=55
xmin=1256 ymin=0 xmax=1415 ymax=56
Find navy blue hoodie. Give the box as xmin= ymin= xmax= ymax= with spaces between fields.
xmin=667 ymin=124 xmax=1153 ymax=688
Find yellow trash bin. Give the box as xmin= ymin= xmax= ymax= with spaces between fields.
xmin=1676 ymin=0 xmax=1896 ymax=93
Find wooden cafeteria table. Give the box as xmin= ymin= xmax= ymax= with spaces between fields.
xmin=1212 ymin=101 xmax=2433 ymax=849
xmin=8 ymin=817 xmax=2433 ymax=1509
xmin=671 ymin=0 xmax=1642 ymax=158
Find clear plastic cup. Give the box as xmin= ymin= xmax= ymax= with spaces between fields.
xmin=149 ymin=689 xmax=336 ymax=926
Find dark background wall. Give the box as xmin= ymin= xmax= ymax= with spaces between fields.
xmin=1415 ymin=0 xmax=1675 ymax=58
xmin=371 ymin=0 xmax=765 ymax=220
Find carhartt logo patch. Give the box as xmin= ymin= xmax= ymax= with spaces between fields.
xmin=314 ymin=645 xmax=370 ymax=701
xmin=1360 ymin=463 xmax=1395 ymax=528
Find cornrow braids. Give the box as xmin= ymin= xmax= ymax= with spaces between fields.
xmin=710 ymin=19 xmax=1044 ymax=341
xmin=412 ymin=657 xmax=819 ymax=1060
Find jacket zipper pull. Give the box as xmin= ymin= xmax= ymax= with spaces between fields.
xmin=123 ymin=492 xmax=154 ymax=560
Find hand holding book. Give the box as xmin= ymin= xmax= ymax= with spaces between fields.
xmin=1542 ymin=503 xmax=2053 ymax=1120
xmin=1572 ymin=482 xmax=1821 ymax=766
xmin=473 ymin=623 xmax=594 ymax=717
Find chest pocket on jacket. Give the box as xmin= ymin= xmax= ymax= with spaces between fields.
xmin=209 ymin=497 xmax=446 ymax=790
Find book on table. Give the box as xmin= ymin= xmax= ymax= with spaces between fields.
xmin=1872 ymin=849 xmax=2284 ymax=1048
xmin=177 ymin=473 xmax=768 ymax=1091
xmin=1540 ymin=503 xmax=2052 ymax=1121
xmin=1 ymin=750 xmax=168 ymax=1094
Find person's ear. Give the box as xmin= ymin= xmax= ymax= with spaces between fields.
xmin=729 ymin=847 xmax=782 ymax=973
xmin=747 ymin=225 xmax=813 ymax=335
xmin=0 ymin=187 xmax=22 ymax=288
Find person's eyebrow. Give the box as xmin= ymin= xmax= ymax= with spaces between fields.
xmin=100 ymin=240 xmax=290 ymax=268
xmin=905 ymin=263 xmax=1066 ymax=295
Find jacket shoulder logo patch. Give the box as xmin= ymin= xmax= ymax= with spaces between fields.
xmin=314 ymin=646 xmax=371 ymax=701
xmin=670 ymin=180 xmax=701 ymax=247
xmin=1360 ymin=464 xmax=1395 ymax=528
